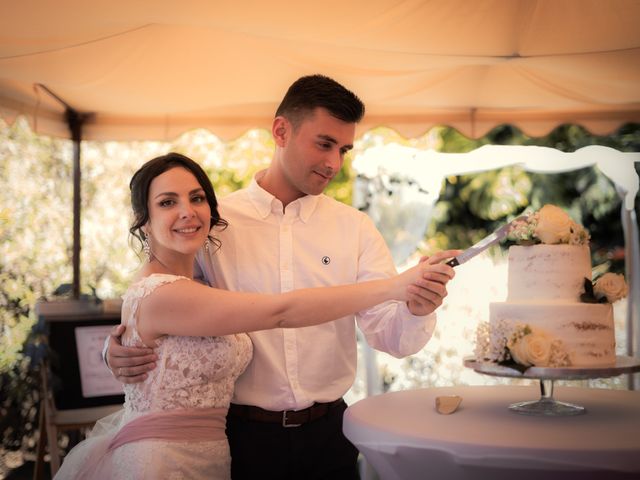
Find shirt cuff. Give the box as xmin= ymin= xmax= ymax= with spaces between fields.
xmin=102 ymin=335 xmax=112 ymax=370
xmin=397 ymin=303 xmax=437 ymax=353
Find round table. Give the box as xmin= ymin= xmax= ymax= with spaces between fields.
xmin=343 ymin=385 xmax=640 ymax=480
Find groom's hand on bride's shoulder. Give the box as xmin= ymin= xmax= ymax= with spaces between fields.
xmin=106 ymin=324 xmax=158 ymax=384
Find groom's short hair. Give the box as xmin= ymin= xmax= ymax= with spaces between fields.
xmin=275 ymin=74 xmax=365 ymax=128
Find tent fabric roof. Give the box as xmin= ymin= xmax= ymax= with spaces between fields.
xmin=1 ymin=0 xmax=640 ymax=141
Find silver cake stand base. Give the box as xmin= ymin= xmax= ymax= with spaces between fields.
xmin=464 ymin=355 xmax=640 ymax=416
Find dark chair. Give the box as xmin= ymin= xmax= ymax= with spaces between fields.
xmin=33 ymin=300 xmax=124 ymax=479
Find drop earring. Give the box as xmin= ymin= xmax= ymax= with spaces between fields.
xmin=143 ymin=233 xmax=152 ymax=262
xmin=204 ymin=237 xmax=211 ymax=252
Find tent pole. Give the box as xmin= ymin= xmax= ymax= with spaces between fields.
xmin=66 ymin=108 xmax=83 ymax=299
xmin=621 ymin=203 xmax=640 ymax=390
xmin=35 ymin=85 xmax=91 ymax=300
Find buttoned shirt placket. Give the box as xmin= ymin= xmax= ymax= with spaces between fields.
xmin=275 ymin=200 xmax=307 ymax=406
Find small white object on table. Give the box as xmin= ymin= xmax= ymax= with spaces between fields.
xmin=343 ymin=385 xmax=640 ymax=480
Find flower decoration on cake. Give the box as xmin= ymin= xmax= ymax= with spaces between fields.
xmin=475 ymin=321 xmax=571 ymax=372
xmin=507 ymin=204 xmax=589 ymax=246
xmin=507 ymin=325 xmax=571 ymax=368
xmin=581 ymin=272 xmax=629 ymax=304
xmin=508 ymin=325 xmax=551 ymax=366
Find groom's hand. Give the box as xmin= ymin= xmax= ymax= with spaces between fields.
xmin=406 ymin=249 xmax=461 ymax=316
xmin=106 ymin=324 xmax=157 ymax=384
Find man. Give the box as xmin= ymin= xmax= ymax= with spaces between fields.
xmin=107 ymin=74 xmax=457 ymax=479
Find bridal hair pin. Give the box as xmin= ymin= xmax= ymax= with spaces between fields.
xmin=435 ymin=395 xmax=462 ymax=415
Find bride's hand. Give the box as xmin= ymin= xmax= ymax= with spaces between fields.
xmin=394 ymin=249 xmax=462 ymax=314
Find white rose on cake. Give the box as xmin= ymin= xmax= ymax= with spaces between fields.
xmin=534 ymin=204 xmax=573 ymax=244
xmin=594 ymin=273 xmax=629 ymax=303
xmin=507 ymin=325 xmax=552 ymax=367
xmin=506 ymin=204 xmax=589 ymax=246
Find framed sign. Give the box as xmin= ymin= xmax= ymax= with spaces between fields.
xmin=75 ymin=325 xmax=124 ymax=397
xmin=37 ymin=301 xmax=125 ymax=409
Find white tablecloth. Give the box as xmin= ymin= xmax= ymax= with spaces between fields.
xmin=343 ymin=385 xmax=640 ymax=480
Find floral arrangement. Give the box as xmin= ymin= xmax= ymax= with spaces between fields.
xmin=508 ymin=204 xmax=590 ymax=246
xmin=475 ymin=321 xmax=570 ymax=372
xmin=581 ymin=272 xmax=629 ymax=304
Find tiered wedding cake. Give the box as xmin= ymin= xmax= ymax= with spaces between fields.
xmin=476 ymin=205 xmax=628 ymax=369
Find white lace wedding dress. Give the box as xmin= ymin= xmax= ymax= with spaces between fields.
xmin=55 ymin=274 xmax=253 ymax=479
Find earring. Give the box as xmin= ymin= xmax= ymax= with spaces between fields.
xmin=143 ymin=234 xmax=152 ymax=262
xmin=204 ymin=237 xmax=211 ymax=252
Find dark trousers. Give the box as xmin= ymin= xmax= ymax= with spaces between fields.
xmin=226 ymin=399 xmax=360 ymax=480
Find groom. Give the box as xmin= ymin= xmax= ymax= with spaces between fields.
xmin=107 ymin=74 xmax=456 ymax=479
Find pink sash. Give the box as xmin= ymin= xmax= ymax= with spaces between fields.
xmin=108 ymin=407 xmax=227 ymax=449
xmin=70 ymin=407 xmax=228 ymax=479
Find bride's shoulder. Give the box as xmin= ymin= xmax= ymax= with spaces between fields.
xmin=126 ymin=273 xmax=191 ymax=300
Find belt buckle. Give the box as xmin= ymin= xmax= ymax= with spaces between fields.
xmin=282 ymin=410 xmax=301 ymax=428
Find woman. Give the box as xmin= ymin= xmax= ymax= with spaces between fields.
xmin=55 ymin=152 xmax=458 ymax=479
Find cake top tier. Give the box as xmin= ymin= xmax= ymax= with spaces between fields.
xmin=507 ymin=244 xmax=592 ymax=302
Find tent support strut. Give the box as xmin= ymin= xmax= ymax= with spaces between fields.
xmin=36 ymin=84 xmax=90 ymax=299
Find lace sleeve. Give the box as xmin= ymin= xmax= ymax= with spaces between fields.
xmin=120 ymin=274 xmax=190 ymax=346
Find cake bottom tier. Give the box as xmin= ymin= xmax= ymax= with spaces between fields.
xmin=489 ymin=302 xmax=615 ymax=367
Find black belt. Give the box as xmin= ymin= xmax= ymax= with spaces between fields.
xmin=228 ymin=398 xmax=344 ymax=428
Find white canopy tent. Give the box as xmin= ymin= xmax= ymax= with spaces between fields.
xmin=1 ymin=0 xmax=639 ymax=141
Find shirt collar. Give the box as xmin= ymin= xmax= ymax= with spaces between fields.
xmin=247 ymin=170 xmax=320 ymax=223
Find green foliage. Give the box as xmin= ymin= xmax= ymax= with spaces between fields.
xmin=458 ymin=167 xmax=532 ymax=220
xmin=0 ymin=118 xmax=71 ymax=454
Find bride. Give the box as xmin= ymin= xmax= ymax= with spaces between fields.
xmin=55 ymin=152 xmax=458 ymax=479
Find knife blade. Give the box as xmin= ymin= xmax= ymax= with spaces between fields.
xmin=445 ymin=214 xmax=529 ymax=267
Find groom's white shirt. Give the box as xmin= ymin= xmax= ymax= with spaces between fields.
xmin=195 ymin=172 xmax=436 ymax=412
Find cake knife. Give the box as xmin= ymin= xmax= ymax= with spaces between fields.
xmin=445 ymin=214 xmax=529 ymax=267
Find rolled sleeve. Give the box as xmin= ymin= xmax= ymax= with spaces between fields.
xmin=354 ymin=213 xmax=438 ymax=358
xmin=357 ymin=301 xmax=437 ymax=358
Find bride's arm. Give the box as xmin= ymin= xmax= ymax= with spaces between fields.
xmin=138 ymin=250 xmax=459 ymax=340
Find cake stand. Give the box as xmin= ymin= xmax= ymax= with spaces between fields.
xmin=464 ymin=355 xmax=640 ymax=416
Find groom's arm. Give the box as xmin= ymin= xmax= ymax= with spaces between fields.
xmin=103 ymin=256 xmax=208 ymax=384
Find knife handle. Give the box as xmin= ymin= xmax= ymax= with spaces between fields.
xmin=445 ymin=257 xmax=459 ymax=267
